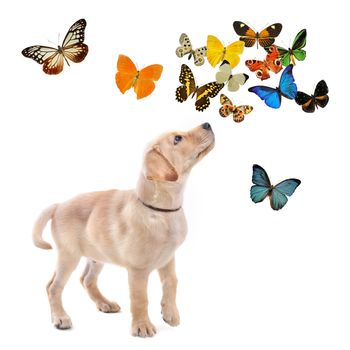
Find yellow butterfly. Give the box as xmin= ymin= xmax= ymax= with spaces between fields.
xmin=207 ymin=35 xmax=244 ymax=68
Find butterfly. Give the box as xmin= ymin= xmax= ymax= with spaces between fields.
xmin=206 ymin=35 xmax=244 ymax=68
xmin=176 ymin=33 xmax=207 ymax=66
xmin=115 ymin=55 xmax=163 ymax=99
xmin=245 ymin=45 xmax=282 ymax=81
xmin=22 ymin=19 xmax=88 ymax=75
xmin=295 ymin=80 xmax=329 ymax=113
xmin=175 ymin=64 xmax=224 ymax=111
xmin=233 ymin=21 xmax=282 ymax=48
xmin=216 ymin=61 xmax=249 ymax=92
xmin=248 ymin=65 xmax=297 ymax=109
xmin=275 ymin=29 xmax=307 ymax=66
xmin=250 ymin=164 xmax=301 ymax=211
xmin=219 ymin=94 xmax=253 ymax=122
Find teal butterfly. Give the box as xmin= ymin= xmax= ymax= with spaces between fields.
xmin=250 ymin=164 xmax=301 ymax=210
xmin=276 ymin=29 xmax=307 ymax=66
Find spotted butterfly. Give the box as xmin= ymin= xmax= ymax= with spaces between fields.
xmin=175 ymin=33 xmax=207 ymax=66
xmin=22 ymin=19 xmax=88 ymax=75
xmin=219 ymin=94 xmax=253 ymax=122
xmin=175 ymin=64 xmax=224 ymax=111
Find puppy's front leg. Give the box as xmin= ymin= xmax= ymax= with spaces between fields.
xmin=128 ymin=268 xmax=156 ymax=337
xmin=158 ymin=257 xmax=180 ymax=326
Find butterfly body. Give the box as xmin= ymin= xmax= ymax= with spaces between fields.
xmin=22 ymin=19 xmax=88 ymax=75
xmin=115 ymin=55 xmax=163 ymax=99
xmin=250 ymin=164 xmax=301 ymax=210
xmin=276 ymin=29 xmax=307 ymax=66
xmin=295 ymin=80 xmax=329 ymax=113
xmin=216 ymin=61 xmax=249 ymax=91
xmin=176 ymin=33 xmax=207 ymax=66
xmin=219 ymin=94 xmax=253 ymax=122
xmin=207 ymin=35 xmax=244 ymax=68
xmin=245 ymin=45 xmax=282 ymax=80
xmin=233 ymin=21 xmax=282 ymax=48
xmin=176 ymin=64 xmax=224 ymax=111
xmin=248 ymin=64 xmax=297 ymax=108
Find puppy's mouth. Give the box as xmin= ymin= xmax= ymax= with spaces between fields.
xmin=196 ymin=137 xmax=215 ymax=160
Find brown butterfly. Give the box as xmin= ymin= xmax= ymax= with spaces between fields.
xmin=219 ymin=94 xmax=253 ymax=122
xmin=22 ymin=19 xmax=88 ymax=75
xmin=233 ymin=21 xmax=282 ymax=48
xmin=176 ymin=64 xmax=224 ymax=111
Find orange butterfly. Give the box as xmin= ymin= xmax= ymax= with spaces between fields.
xmin=245 ymin=45 xmax=282 ymax=80
xmin=115 ymin=55 xmax=163 ymax=99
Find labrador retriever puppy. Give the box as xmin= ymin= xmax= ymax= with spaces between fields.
xmin=32 ymin=122 xmax=214 ymax=337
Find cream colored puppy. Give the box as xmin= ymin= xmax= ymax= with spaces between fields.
xmin=33 ymin=123 xmax=214 ymax=337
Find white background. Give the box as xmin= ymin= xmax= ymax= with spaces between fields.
xmin=0 ymin=0 xmax=349 ymax=349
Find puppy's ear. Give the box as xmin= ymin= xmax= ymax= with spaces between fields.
xmin=144 ymin=148 xmax=178 ymax=182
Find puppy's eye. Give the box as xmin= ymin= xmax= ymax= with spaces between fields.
xmin=174 ymin=135 xmax=182 ymax=145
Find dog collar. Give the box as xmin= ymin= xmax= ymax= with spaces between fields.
xmin=138 ymin=199 xmax=182 ymax=212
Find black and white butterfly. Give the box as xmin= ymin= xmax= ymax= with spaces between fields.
xmin=22 ymin=19 xmax=88 ymax=75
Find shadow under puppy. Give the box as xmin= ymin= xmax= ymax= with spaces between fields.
xmin=33 ymin=122 xmax=214 ymax=337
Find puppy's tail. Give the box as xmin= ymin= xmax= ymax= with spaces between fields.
xmin=32 ymin=204 xmax=58 ymax=250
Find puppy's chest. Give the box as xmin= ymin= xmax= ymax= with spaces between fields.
xmin=148 ymin=212 xmax=187 ymax=247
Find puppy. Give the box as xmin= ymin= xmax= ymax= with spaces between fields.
xmin=33 ymin=123 xmax=214 ymax=337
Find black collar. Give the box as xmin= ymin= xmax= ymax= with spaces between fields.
xmin=138 ymin=199 xmax=182 ymax=212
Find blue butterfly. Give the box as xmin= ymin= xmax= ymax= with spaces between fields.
xmin=250 ymin=164 xmax=301 ymax=210
xmin=248 ymin=65 xmax=297 ymax=108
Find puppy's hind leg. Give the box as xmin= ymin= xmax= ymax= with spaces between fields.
xmin=80 ymin=259 xmax=120 ymax=313
xmin=47 ymin=253 xmax=80 ymax=329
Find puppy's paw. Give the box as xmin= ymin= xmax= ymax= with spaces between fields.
xmin=131 ymin=319 xmax=157 ymax=337
xmin=162 ymin=304 xmax=180 ymax=326
xmin=52 ymin=314 xmax=72 ymax=330
xmin=96 ymin=300 xmax=121 ymax=313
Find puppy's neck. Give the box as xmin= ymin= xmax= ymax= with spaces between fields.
xmin=136 ymin=175 xmax=187 ymax=211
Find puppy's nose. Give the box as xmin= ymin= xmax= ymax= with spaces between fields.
xmin=202 ymin=122 xmax=211 ymax=130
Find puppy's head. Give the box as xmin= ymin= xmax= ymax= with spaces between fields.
xmin=143 ymin=123 xmax=215 ymax=182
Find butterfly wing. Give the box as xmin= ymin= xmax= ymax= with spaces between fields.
xmin=115 ymin=55 xmax=138 ymax=94
xmin=220 ymin=93 xmax=233 ymax=106
xmin=270 ymin=188 xmax=288 ymax=210
xmin=248 ymin=86 xmax=281 ymax=109
xmin=266 ymin=45 xmax=282 ymax=74
xmin=250 ymin=164 xmax=272 ymax=203
xmin=207 ymin=35 xmax=225 ymax=67
xmin=216 ymin=61 xmax=232 ymax=84
xmin=22 ymin=46 xmax=64 ymax=75
xmin=233 ymin=21 xmax=257 ymax=47
xmin=176 ymin=33 xmax=192 ymax=57
xmin=292 ymin=29 xmax=307 ymax=51
xmin=227 ymin=73 xmax=249 ymax=92
xmin=193 ymin=47 xmax=207 ymax=66
xmin=233 ymin=105 xmax=253 ymax=122
xmin=61 ymin=18 xmax=88 ymax=64
xmin=134 ymin=64 xmax=163 ymax=99
xmin=270 ymin=179 xmax=301 ymax=210
xmin=258 ymin=23 xmax=283 ymax=48
xmin=295 ymin=91 xmax=315 ymax=113
xmin=279 ymin=64 xmax=297 ymax=99
xmin=219 ymin=93 xmax=234 ymax=117
xmin=224 ymin=41 xmax=244 ymax=68
xmin=195 ymin=82 xmax=224 ymax=111
xmin=176 ymin=64 xmax=196 ymax=103
xmin=252 ymin=164 xmax=271 ymax=187
xmin=245 ymin=60 xmax=270 ymax=80
xmin=314 ymin=80 xmax=329 ymax=108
